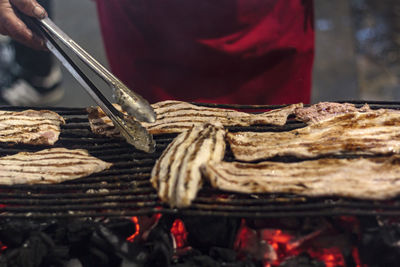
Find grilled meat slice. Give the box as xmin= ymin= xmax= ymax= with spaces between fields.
xmin=87 ymin=100 xmax=302 ymax=136
xmin=228 ymin=109 xmax=400 ymax=161
xmin=150 ymin=123 xmax=226 ymax=208
xmin=202 ymin=156 xmax=400 ymax=200
xmin=0 ymin=148 xmax=112 ymax=184
xmin=294 ymin=102 xmax=371 ymax=123
xmin=144 ymin=100 xmax=302 ymax=134
xmin=0 ymin=110 xmax=65 ymax=145
xmin=87 ymin=104 xmax=123 ymax=138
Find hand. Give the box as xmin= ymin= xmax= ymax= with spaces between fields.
xmin=0 ymin=0 xmax=47 ymax=49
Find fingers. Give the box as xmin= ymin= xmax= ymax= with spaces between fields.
xmin=0 ymin=0 xmax=46 ymax=49
xmin=10 ymin=0 xmax=47 ymax=19
xmin=0 ymin=10 xmax=45 ymax=49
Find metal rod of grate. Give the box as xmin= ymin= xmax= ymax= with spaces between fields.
xmin=0 ymin=102 xmax=400 ymax=219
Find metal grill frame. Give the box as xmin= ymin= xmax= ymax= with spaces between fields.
xmin=0 ymin=101 xmax=400 ymax=219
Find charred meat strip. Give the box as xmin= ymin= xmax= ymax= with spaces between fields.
xmin=0 ymin=148 xmax=112 ymax=184
xmin=294 ymin=102 xmax=371 ymax=123
xmin=202 ymin=156 xmax=400 ymax=200
xmin=87 ymin=100 xmax=302 ymax=136
xmin=0 ymin=110 xmax=65 ymax=145
xmin=150 ymin=123 xmax=226 ymax=208
xmin=228 ymin=109 xmax=400 ymax=161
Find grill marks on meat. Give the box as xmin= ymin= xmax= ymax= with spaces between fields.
xmin=150 ymin=123 xmax=226 ymax=208
xmin=87 ymin=100 xmax=302 ymax=136
xmin=0 ymin=148 xmax=112 ymax=184
xmin=228 ymin=109 xmax=400 ymax=161
xmin=144 ymin=100 xmax=302 ymax=134
xmin=202 ymin=156 xmax=400 ymax=200
xmin=294 ymin=102 xmax=372 ymax=123
xmin=0 ymin=110 xmax=65 ymax=145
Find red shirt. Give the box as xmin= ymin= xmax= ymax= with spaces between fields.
xmin=95 ymin=0 xmax=314 ymax=105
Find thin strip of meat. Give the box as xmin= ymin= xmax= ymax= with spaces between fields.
xmin=0 ymin=148 xmax=112 ymax=184
xmin=0 ymin=110 xmax=65 ymax=145
xmin=202 ymin=156 xmax=400 ymax=200
xmin=294 ymin=102 xmax=371 ymax=123
xmin=227 ymin=109 xmax=400 ymax=161
xmin=145 ymin=100 xmax=302 ymax=134
xmin=150 ymin=123 xmax=226 ymax=208
xmin=87 ymin=100 xmax=302 ymax=136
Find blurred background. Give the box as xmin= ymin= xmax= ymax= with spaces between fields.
xmin=312 ymin=0 xmax=400 ymax=103
xmin=0 ymin=0 xmax=399 ymax=107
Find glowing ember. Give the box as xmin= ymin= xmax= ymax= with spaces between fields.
xmin=0 ymin=241 xmax=6 ymax=251
xmin=170 ymin=219 xmax=188 ymax=248
xmin=126 ymin=216 xmax=140 ymax=242
xmin=123 ymin=215 xmax=368 ymax=266
xmin=308 ymin=248 xmax=345 ymax=267
xmin=234 ymin=218 xmax=365 ymax=267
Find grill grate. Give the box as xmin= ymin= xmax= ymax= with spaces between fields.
xmin=1 ymin=102 xmax=400 ymax=219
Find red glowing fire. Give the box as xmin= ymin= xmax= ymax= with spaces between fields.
xmin=235 ymin=218 xmax=366 ymax=267
xmin=170 ymin=219 xmax=188 ymax=248
xmin=126 ymin=216 xmax=140 ymax=242
xmin=126 ymin=215 xmax=187 ymax=248
xmin=0 ymin=242 xmax=6 ymax=251
xmin=127 ymin=215 xmax=365 ymax=266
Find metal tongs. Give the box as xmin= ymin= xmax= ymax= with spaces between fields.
xmin=26 ymin=16 xmax=156 ymax=153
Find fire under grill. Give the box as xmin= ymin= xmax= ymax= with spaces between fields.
xmin=1 ymin=101 xmax=400 ymax=219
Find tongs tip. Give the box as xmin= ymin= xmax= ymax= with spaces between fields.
xmin=116 ymin=115 xmax=156 ymax=153
xmin=114 ymin=86 xmax=157 ymax=123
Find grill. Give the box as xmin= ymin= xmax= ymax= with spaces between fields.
xmin=1 ymin=101 xmax=400 ymax=219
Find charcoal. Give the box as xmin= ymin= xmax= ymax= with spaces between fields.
xmin=82 ymin=216 xmax=175 ymax=267
xmin=172 ymin=247 xmax=260 ymax=267
xmin=146 ymin=241 xmax=172 ymax=267
xmin=66 ymin=220 xmax=96 ymax=244
xmin=80 ymin=247 xmax=115 ymax=267
xmin=120 ymin=248 xmax=149 ymax=267
xmin=358 ymin=217 xmax=400 ymax=266
xmin=105 ymin=219 xmax=138 ymax=240
xmin=8 ymin=240 xmax=48 ymax=267
xmin=278 ymin=253 xmax=325 ymax=267
xmin=145 ymin=215 xmax=175 ymax=267
xmin=0 ymin=218 xmax=156 ymax=267
xmin=73 ymin=220 xmax=141 ymax=267
xmin=0 ymin=219 xmax=42 ymax=247
xmin=65 ymin=258 xmax=83 ymax=267
xmin=182 ymin=216 xmax=241 ymax=253
xmin=174 ymin=254 xmax=218 ymax=267
xmin=209 ymin=247 xmax=236 ymax=262
xmin=96 ymin=223 xmax=150 ymax=267
xmin=0 ymin=231 xmax=68 ymax=267
xmin=1 ymin=214 xmax=394 ymax=266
